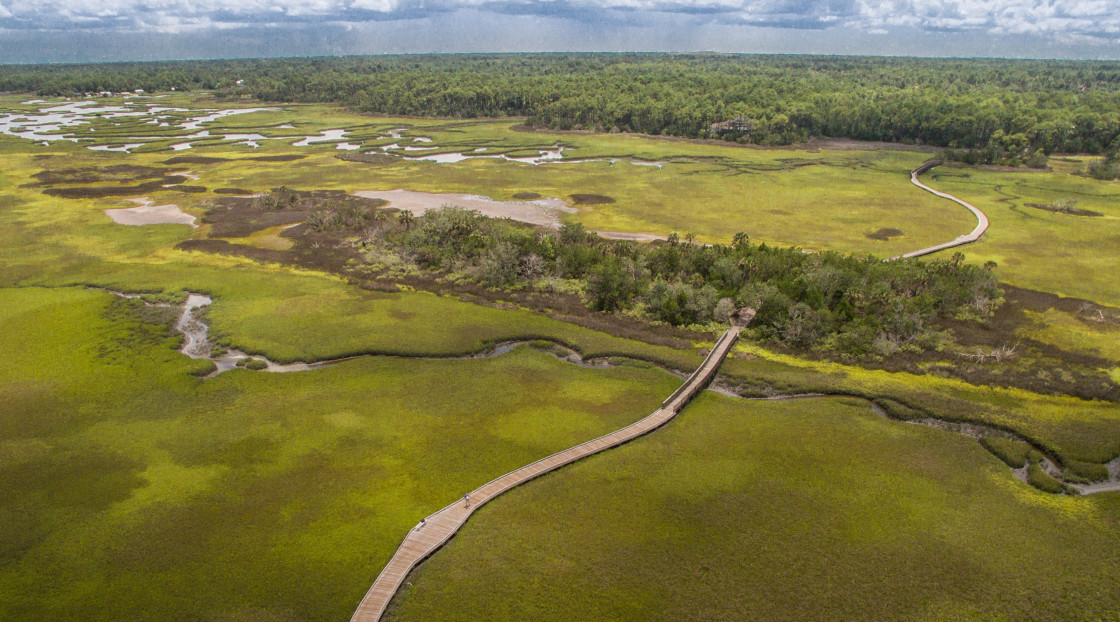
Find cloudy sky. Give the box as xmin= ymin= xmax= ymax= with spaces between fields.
xmin=0 ymin=0 xmax=1118 ymax=63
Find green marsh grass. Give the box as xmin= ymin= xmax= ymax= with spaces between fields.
xmin=1027 ymin=462 xmax=1072 ymax=495
xmin=979 ymin=437 xmax=1036 ymax=468
xmin=390 ymin=395 xmax=1120 ymax=622
xmin=722 ymin=343 xmax=1120 ymax=464
xmin=0 ymin=286 xmax=680 ymax=621
xmin=1 ymin=96 xmax=1119 ymax=620
xmin=925 ymin=163 xmax=1120 ymax=306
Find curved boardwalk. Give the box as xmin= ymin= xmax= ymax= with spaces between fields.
xmin=896 ymin=160 xmax=990 ymax=259
xmin=351 ymin=326 xmax=741 ymax=622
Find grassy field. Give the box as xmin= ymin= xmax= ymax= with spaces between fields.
xmin=2 ymin=94 xmax=1119 ymax=621
xmin=924 ymin=161 xmax=1120 ymax=306
xmin=0 ymin=286 xmax=680 ymax=621
xmin=1018 ymin=307 xmax=1120 ymax=362
xmin=0 ymin=94 xmax=968 ymax=259
xmin=389 ymin=394 xmax=1120 ymax=622
xmin=8 ymin=94 xmax=1119 ymax=304
xmin=720 ymin=344 xmax=1120 ymax=465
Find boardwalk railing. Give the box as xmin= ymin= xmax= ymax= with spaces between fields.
xmin=350 ymin=326 xmax=741 ymax=622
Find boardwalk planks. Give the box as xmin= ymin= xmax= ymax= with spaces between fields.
xmin=350 ymin=326 xmax=741 ymax=622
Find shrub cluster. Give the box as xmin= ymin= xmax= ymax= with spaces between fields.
xmin=366 ymin=208 xmax=1002 ymax=357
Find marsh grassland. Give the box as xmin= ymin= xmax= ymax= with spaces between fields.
xmin=0 ymin=94 xmax=1118 ymax=621
xmin=389 ymin=395 xmax=1120 ymax=622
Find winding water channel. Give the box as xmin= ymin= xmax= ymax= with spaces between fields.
xmin=132 ymin=289 xmax=1118 ymax=496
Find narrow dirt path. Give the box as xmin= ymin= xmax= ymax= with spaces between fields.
xmin=895 ymin=160 xmax=989 ymax=259
xmin=350 ymin=326 xmax=741 ymax=622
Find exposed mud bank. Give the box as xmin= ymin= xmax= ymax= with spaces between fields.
xmin=350 ymin=189 xmax=664 ymax=241
xmin=351 ymin=189 xmax=574 ymax=227
xmin=104 ymin=197 xmax=197 ymax=226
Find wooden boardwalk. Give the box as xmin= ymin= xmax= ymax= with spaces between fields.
xmin=897 ymin=160 xmax=990 ymax=259
xmin=350 ymin=326 xmax=741 ymax=622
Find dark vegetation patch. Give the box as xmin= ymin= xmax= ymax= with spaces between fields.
xmin=1023 ymin=202 xmax=1103 ymax=217
xmin=197 ymin=187 xmax=384 ymax=238
xmin=163 ymin=156 xmax=225 ymax=165
xmin=43 ymin=177 xmax=187 ymax=199
xmin=33 ymin=165 xmax=168 ymax=185
xmin=249 ymin=154 xmax=305 ymax=162
xmin=30 ymin=164 xmax=196 ymax=199
xmin=163 ymin=154 xmax=306 ymax=165
xmin=0 ymin=447 xmax=144 ymax=513
xmin=866 ymin=227 xmax=904 ymax=241
xmin=214 ymin=188 xmax=252 ymax=195
xmin=512 ymin=192 xmax=542 ymax=200
xmin=1004 ymin=284 xmax=1120 ymax=323
xmin=925 ymin=284 xmax=1120 ymax=402
xmin=336 ymin=152 xmax=399 ymax=164
xmin=569 ymin=194 xmax=615 ymax=205
xmin=177 ymin=239 xmax=294 ymax=265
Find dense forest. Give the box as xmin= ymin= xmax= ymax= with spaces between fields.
xmin=3 ymin=54 xmax=1120 ymax=164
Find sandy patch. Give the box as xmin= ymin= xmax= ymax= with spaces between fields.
xmin=596 ymin=231 xmax=666 ymax=242
xmin=351 ymin=189 xmax=575 ymax=227
xmin=105 ymin=198 xmax=197 ymax=227
xmin=293 ymin=129 xmax=347 ymax=146
xmin=180 ymin=108 xmax=279 ymax=131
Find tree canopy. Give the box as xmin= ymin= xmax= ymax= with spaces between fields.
xmin=3 ymin=54 xmax=1120 ymax=162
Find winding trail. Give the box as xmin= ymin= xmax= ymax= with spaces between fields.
xmin=350 ymin=326 xmax=741 ymax=622
xmin=895 ymin=160 xmax=990 ymax=259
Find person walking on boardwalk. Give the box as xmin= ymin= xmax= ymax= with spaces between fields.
xmin=464 ymin=493 xmax=471 ymax=508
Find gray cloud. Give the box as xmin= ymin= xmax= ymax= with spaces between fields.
xmin=1 ymin=0 xmax=1118 ymax=37
xmin=0 ymin=0 xmax=1118 ymax=61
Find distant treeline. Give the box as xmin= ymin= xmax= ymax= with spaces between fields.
xmin=4 ymin=54 xmax=1120 ymax=163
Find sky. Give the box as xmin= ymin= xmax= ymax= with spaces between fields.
xmin=0 ymin=0 xmax=1118 ymax=63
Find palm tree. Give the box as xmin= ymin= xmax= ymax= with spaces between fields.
xmin=372 ymin=210 xmax=389 ymax=231
xmin=667 ymin=232 xmax=680 ymax=246
xmin=732 ymin=231 xmax=750 ymax=249
xmin=398 ymin=209 xmax=414 ymax=231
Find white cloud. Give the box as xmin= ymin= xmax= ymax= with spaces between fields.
xmin=1 ymin=0 xmax=1118 ymax=43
